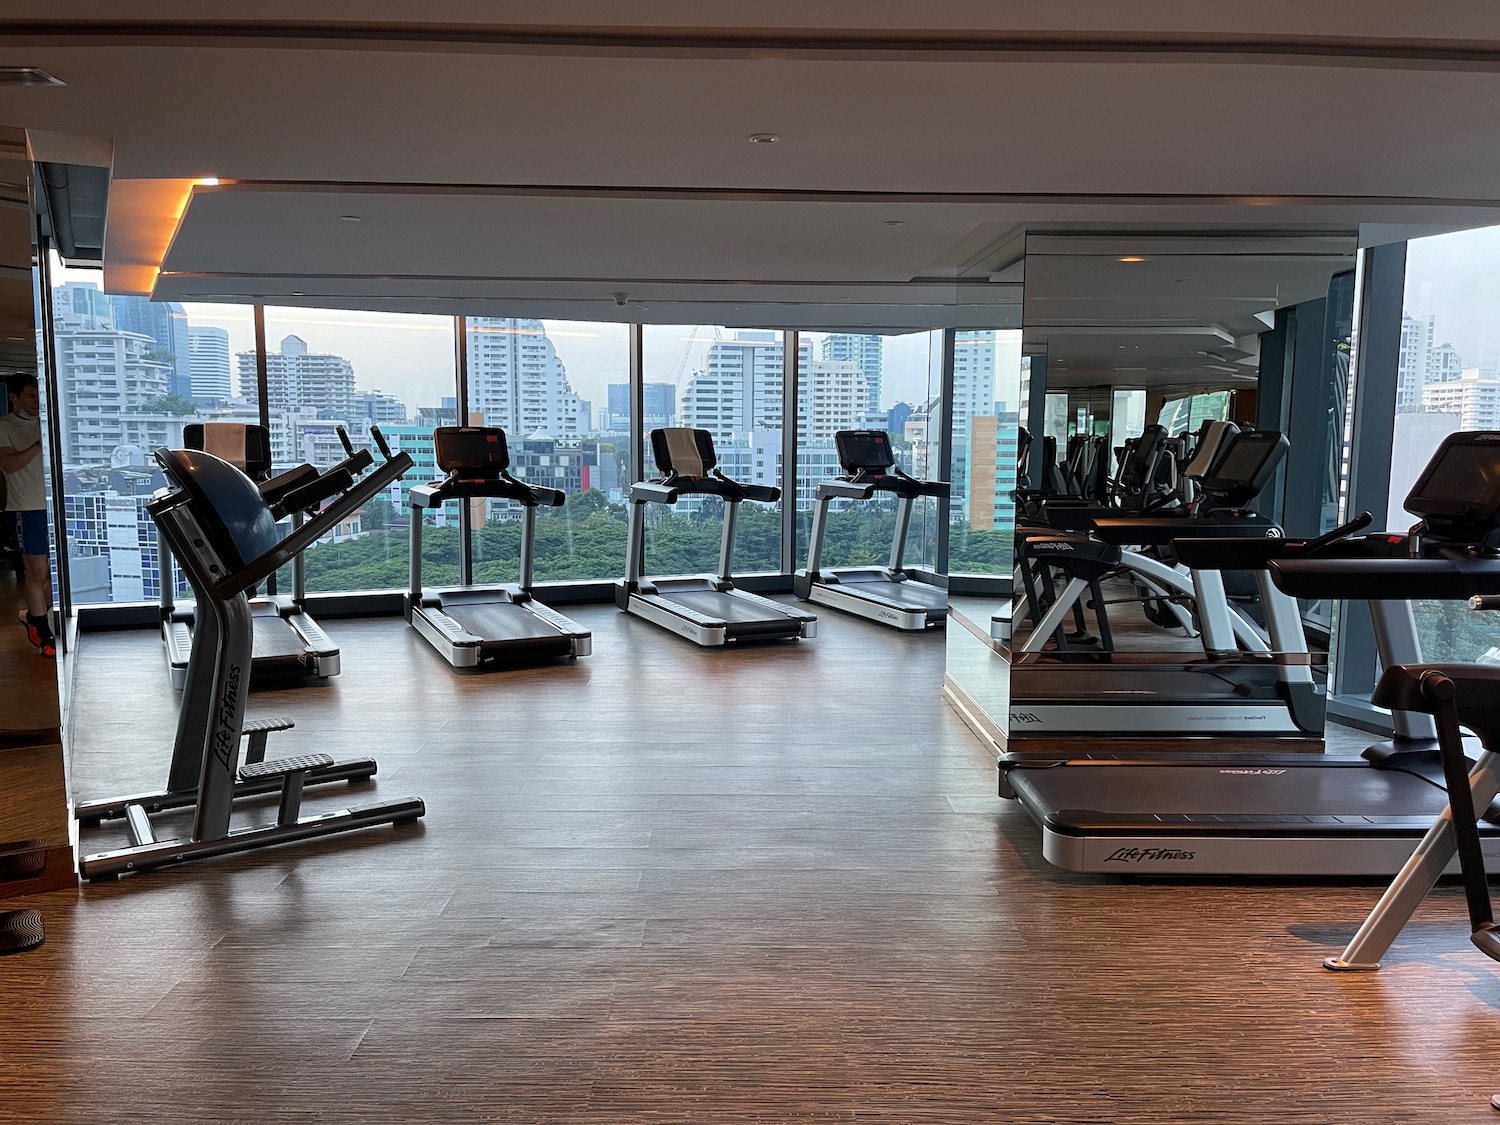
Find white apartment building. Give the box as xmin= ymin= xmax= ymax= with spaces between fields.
xmin=187 ymin=325 xmax=233 ymax=405
xmin=51 ymin=282 xmax=172 ymax=466
xmin=821 ymin=333 xmax=884 ymax=414
xmin=1397 ymin=313 xmax=1435 ymax=412
xmin=678 ymin=331 xmax=809 ymax=446
xmin=1431 ymin=341 xmax=1464 ymax=385
xmin=466 ymin=318 xmax=585 ymax=438
xmin=799 ymin=360 xmax=868 ymax=443
xmin=236 ymin=334 xmax=357 ymax=422
xmin=1421 ymin=367 xmax=1500 ymax=430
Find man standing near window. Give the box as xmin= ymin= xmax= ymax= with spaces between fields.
xmin=0 ymin=375 xmax=54 ymax=657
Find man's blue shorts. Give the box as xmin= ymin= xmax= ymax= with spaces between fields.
xmin=12 ymin=510 xmax=47 ymax=555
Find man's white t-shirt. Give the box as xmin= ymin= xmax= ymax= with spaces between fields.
xmin=0 ymin=412 xmax=45 ymax=511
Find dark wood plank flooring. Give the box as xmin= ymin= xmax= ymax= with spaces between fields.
xmin=5 ymin=600 xmax=1499 ymax=1123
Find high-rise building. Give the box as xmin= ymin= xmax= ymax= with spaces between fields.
xmin=52 ymin=281 xmax=173 ymax=466
xmin=187 ymin=326 xmax=233 ymax=405
xmin=1431 ymin=341 xmax=1464 ymax=385
xmin=1421 ymin=367 xmax=1500 ymax=430
xmin=678 ymin=332 xmax=811 ymax=446
xmin=1397 ymin=313 xmax=1435 ymax=412
xmin=109 ymin=294 xmax=193 ymax=400
xmin=821 ymin=333 xmax=884 ymax=413
xmin=466 ymin=318 xmax=585 ymax=438
xmin=605 ymin=382 xmax=675 ymax=432
xmin=799 ymin=360 xmax=868 ymax=443
xmin=236 ymin=334 xmax=357 ymax=423
xmin=356 ymin=390 xmax=407 ymax=426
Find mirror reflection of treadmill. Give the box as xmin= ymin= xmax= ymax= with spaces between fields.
xmin=404 ymin=427 xmax=591 ymax=668
xmin=1008 ymin=430 xmax=1315 ymax=741
xmin=998 ymin=430 xmax=1500 ymax=877
xmin=161 ymin=423 xmax=341 ymax=689
xmin=794 ymin=430 xmax=950 ymax=631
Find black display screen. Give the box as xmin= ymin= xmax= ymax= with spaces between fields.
xmin=1409 ymin=440 xmax=1500 ymax=511
xmin=837 ymin=430 xmax=894 ymax=470
xmin=1211 ymin=437 xmax=1276 ymax=485
xmin=435 ymin=426 xmax=509 ymax=472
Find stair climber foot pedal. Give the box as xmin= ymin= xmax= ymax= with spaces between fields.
xmin=0 ymin=908 xmax=44 ymax=955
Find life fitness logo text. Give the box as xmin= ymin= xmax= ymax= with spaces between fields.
xmin=213 ymin=662 xmax=243 ymax=771
xmin=1105 ymin=847 xmax=1196 ymax=863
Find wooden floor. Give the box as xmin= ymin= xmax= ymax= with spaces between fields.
xmin=6 ymin=600 xmax=1500 ymax=1123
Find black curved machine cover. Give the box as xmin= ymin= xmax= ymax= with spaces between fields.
xmin=155 ymin=448 xmax=279 ymax=572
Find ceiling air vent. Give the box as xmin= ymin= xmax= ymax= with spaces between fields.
xmin=0 ymin=68 xmax=65 ymax=87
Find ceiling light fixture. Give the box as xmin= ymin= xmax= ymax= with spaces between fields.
xmin=884 ymin=220 xmax=904 ymax=227
xmin=195 ymin=178 xmax=220 ymax=187
xmin=0 ymin=68 xmax=65 ymax=87
xmin=340 ymin=214 xmax=362 ymax=222
xmin=748 ymin=133 xmax=780 ymax=144
xmin=1118 ymin=256 xmax=1145 ymax=263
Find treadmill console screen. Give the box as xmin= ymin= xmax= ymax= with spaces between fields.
xmin=835 ymin=430 xmax=895 ymax=472
xmin=434 ymin=426 xmax=510 ymax=473
xmin=1211 ymin=435 xmax=1277 ymax=484
xmin=1406 ymin=433 xmax=1500 ymax=523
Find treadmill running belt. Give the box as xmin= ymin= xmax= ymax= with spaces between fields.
xmin=443 ymin=602 xmax=575 ymax=657
xmin=251 ymin=616 xmax=313 ymax=661
xmin=668 ymin=590 xmax=801 ymax=633
xmin=835 ymin=576 xmax=948 ymax=609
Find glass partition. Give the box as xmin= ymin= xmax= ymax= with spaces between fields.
xmin=50 ymin=261 xmax=258 ymax=604
xmin=464 ymin=318 xmax=630 ymax=583
xmin=1388 ymin=223 xmax=1500 ymax=661
xmin=641 ymin=325 xmax=787 ymax=577
xmin=948 ymin=329 xmax=1022 ymax=577
xmin=261 ymin=307 xmax=458 ymax=592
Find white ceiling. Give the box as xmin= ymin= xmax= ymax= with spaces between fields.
xmin=2 ymin=7 xmax=1500 ymax=376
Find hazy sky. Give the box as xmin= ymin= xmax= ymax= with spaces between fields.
xmin=1404 ymin=222 xmax=1500 ymax=366
xmin=60 ymin=262 xmax=1021 ymax=417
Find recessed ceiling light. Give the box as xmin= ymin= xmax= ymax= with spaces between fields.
xmin=748 ymin=133 xmax=779 ymax=144
xmin=0 ymin=68 xmax=65 ymax=87
xmin=884 ymin=220 xmax=904 ymax=227
xmin=340 ymin=214 xmax=362 ymax=222
xmin=1118 ymin=256 xmax=1145 ymax=263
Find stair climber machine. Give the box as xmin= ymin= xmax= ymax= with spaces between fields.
xmin=998 ymin=430 xmax=1500 ymax=876
xmin=405 ymin=426 xmax=590 ymax=668
xmin=160 ymin=422 xmax=374 ymax=690
xmin=1309 ymin=624 xmax=1500 ymax=1110
xmin=76 ymin=438 xmax=425 ymax=880
xmin=1007 ymin=430 xmax=1317 ymax=743
xmin=617 ymin=427 xmax=817 ymax=646
xmin=794 ymin=429 xmax=950 ymax=631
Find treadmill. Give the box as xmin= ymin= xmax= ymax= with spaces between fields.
xmin=616 ymin=427 xmax=817 ymax=646
xmin=405 ymin=426 xmax=590 ymax=667
xmin=997 ymin=430 xmax=1500 ymax=877
xmin=793 ymin=429 xmax=950 ymax=631
xmin=161 ymin=422 xmax=360 ymax=689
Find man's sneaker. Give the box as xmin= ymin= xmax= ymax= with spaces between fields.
xmin=20 ymin=614 xmax=54 ymax=656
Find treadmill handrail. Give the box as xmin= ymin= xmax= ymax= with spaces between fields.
xmin=412 ymin=471 xmax=565 ymax=508
xmin=630 ymin=471 xmax=780 ymax=505
xmin=210 ymin=452 xmax=413 ymax=599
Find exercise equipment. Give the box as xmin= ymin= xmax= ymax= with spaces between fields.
xmin=160 ymin=422 xmax=368 ymax=689
xmin=77 ymin=439 xmax=424 ymax=880
xmin=998 ymin=431 xmax=1500 ymax=875
xmin=794 ymin=429 xmax=949 ymax=631
xmin=405 ymin=426 xmax=590 ymax=667
xmin=617 ymin=427 xmax=816 ymax=646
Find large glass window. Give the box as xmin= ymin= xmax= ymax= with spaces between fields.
xmin=948 ymin=329 xmax=1022 ymax=576
xmin=463 ymin=318 xmax=630 ymax=583
xmin=1389 ymin=224 xmax=1500 ymax=661
xmin=261 ymin=307 xmax=458 ymax=592
xmin=793 ymin=330 xmax=943 ymax=576
xmin=50 ymin=262 xmax=257 ymax=605
xmin=642 ymin=325 xmax=785 ymax=577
